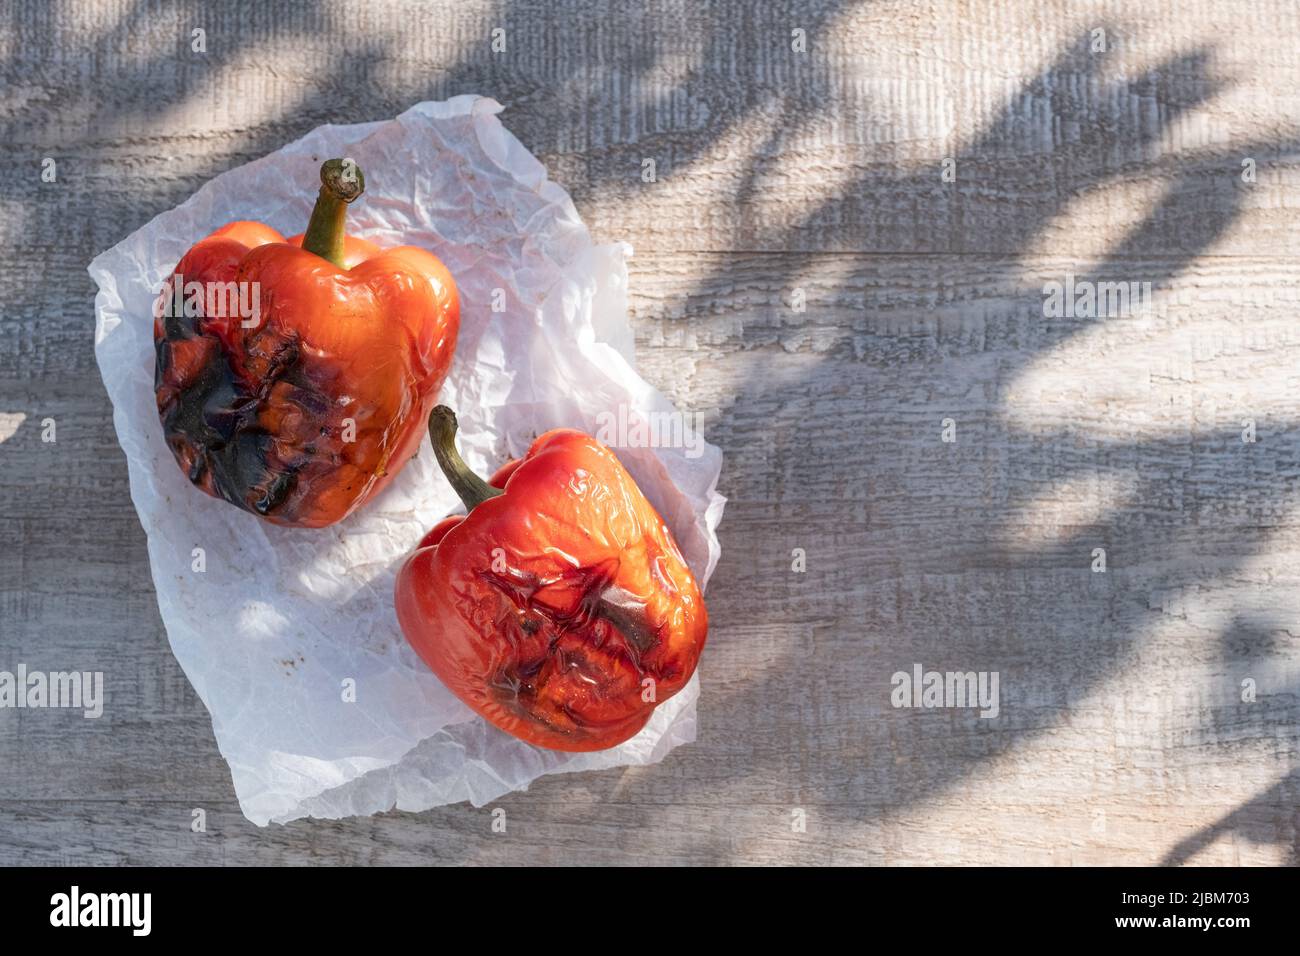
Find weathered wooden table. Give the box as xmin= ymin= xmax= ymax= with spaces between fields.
xmin=2 ymin=0 xmax=1296 ymax=864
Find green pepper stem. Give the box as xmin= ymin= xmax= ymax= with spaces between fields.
xmin=429 ymin=405 xmax=504 ymax=513
xmin=301 ymin=158 xmax=366 ymax=267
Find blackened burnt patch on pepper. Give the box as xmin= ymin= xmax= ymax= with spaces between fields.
xmin=154 ymin=320 xmax=322 ymax=521
xmin=479 ymin=560 xmax=664 ymax=676
xmin=592 ymin=586 xmax=659 ymax=654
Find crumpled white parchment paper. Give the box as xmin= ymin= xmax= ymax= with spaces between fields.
xmin=89 ymin=96 xmax=725 ymax=826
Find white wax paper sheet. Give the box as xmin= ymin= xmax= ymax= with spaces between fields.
xmin=89 ymin=96 xmax=725 ymax=826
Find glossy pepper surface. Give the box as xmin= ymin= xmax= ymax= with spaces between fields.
xmin=395 ymin=407 xmax=708 ymax=752
xmin=153 ymin=158 xmax=459 ymax=527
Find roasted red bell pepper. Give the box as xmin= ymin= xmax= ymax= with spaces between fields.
xmin=395 ymin=407 xmax=708 ymax=751
xmin=153 ymin=158 xmax=459 ymax=527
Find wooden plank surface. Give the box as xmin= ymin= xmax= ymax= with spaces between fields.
xmin=1 ymin=0 xmax=1298 ymax=864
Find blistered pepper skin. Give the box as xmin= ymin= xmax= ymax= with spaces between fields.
xmin=153 ymin=217 xmax=459 ymax=528
xmin=395 ymin=426 xmax=708 ymax=752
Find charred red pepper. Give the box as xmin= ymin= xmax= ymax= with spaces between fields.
xmin=153 ymin=158 xmax=459 ymax=527
xmin=395 ymin=407 xmax=708 ymax=751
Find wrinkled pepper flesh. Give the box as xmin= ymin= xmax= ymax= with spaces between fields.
xmin=153 ymin=158 xmax=460 ymax=527
xmin=395 ymin=407 xmax=708 ymax=751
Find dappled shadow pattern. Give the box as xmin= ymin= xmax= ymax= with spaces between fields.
xmin=5 ymin=1 xmax=1297 ymax=863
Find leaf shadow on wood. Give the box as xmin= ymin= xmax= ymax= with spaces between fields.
xmin=1154 ymin=615 xmax=1299 ymax=865
xmin=644 ymin=33 xmax=1300 ymax=862
xmin=11 ymin=1 xmax=1297 ymax=860
xmin=1161 ymin=769 xmax=1298 ymax=865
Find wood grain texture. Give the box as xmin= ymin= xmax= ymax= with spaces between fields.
xmin=1 ymin=0 xmax=1297 ymax=865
